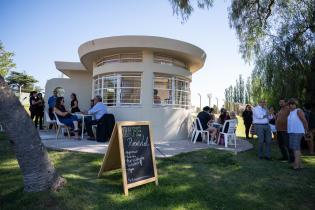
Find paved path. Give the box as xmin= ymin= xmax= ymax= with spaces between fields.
xmin=40 ymin=130 xmax=253 ymax=158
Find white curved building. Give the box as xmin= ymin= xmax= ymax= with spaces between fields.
xmin=45 ymin=36 xmax=206 ymax=142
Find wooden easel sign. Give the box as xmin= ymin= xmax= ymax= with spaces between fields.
xmin=98 ymin=121 xmax=158 ymax=196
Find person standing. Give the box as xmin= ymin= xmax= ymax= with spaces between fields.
xmin=70 ymin=93 xmax=80 ymax=113
xmin=29 ymin=91 xmax=37 ymax=121
xmin=268 ymin=106 xmax=277 ymax=139
xmin=275 ymin=99 xmax=294 ymax=162
xmin=253 ymin=99 xmax=272 ymax=160
xmin=242 ymin=104 xmax=253 ymax=139
xmin=47 ymin=90 xmax=57 ymax=128
xmin=287 ymin=98 xmax=309 ymax=170
xmin=303 ymin=103 xmax=315 ymax=155
xmin=34 ymin=93 xmax=45 ymax=129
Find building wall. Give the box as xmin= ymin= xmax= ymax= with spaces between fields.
xmin=92 ymin=50 xmax=193 ymax=141
xmin=48 ymin=35 xmax=206 ymax=142
xmin=45 ymin=72 xmax=92 ymax=111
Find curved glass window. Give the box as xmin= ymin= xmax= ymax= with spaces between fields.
xmin=94 ymin=72 xmax=142 ymax=106
xmin=96 ymin=52 xmax=142 ymax=67
xmin=153 ymin=53 xmax=187 ymax=69
xmin=153 ymin=73 xmax=190 ymax=109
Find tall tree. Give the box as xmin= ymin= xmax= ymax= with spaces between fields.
xmin=238 ymin=74 xmax=244 ymax=104
xmin=0 ymin=42 xmax=65 ymax=192
xmin=169 ymin=0 xmax=315 ymax=108
xmin=245 ymin=76 xmax=251 ymax=104
xmin=229 ymin=0 xmax=315 ymax=107
xmin=0 ymin=41 xmax=16 ymax=77
xmin=6 ymin=71 xmax=38 ymax=93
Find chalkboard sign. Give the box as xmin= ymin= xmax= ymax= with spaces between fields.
xmin=98 ymin=121 xmax=158 ymax=196
xmin=122 ymin=125 xmax=154 ymax=184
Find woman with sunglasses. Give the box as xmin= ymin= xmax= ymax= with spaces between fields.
xmin=54 ymin=97 xmax=80 ymax=139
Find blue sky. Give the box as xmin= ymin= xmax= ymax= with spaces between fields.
xmin=0 ymin=0 xmax=252 ymax=107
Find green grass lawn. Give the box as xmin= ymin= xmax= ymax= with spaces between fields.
xmin=1 ymin=125 xmax=315 ymax=209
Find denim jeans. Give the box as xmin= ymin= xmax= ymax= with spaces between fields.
xmin=255 ymin=124 xmax=272 ymax=158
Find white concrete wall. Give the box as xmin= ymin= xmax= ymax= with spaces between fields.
xmin=48 ymin=44 xmax=201 ymax=142
xmin=45 ymin=72 xmax=92 ymax=112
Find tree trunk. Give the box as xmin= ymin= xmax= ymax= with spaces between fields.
xmin=0 ymin=76 xmax=65 ymax=192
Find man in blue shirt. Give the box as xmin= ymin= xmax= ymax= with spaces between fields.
xmin=47 ymin=90 xmax=57 ymax=128
xmin=86 ymin=95 xmax=107 ymax=140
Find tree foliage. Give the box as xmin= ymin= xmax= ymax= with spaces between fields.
xmin=6 ymin=71 xmax=39 ymax=93
xmin=0 ymin=41 xmax=16 ymax=77
xmin=168 ymin=0 xmax=214 ymax=22
xmin=224 ymin=75 xmax=248 ymax=110
xmin=229 ymin=0 xmax=315 ymax=107
xmin=169 ymin=0 xmax=315 ymax=109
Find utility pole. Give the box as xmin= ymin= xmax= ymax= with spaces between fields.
xmin=207 ymin=93 xmax=212 ymax=107
xmin=19 ymin=84 xmax=24 ymax=100
xmin=197 ymin=93 xmax=201 ymax=110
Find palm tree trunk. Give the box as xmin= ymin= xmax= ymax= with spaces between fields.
xmin=0 ymin=76 xmax=65 ymax=192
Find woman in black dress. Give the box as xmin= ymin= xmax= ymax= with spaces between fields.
xmin=70 ymin=93 xmax=80 ymax=113
xmin=242 ymin=104 xmax=253 ymax=139
xmin=34 ymin=93 xmax=45 ymax=129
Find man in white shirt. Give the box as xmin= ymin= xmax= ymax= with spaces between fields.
xmin=86 ymin=95 xmax=107 ymax=140
xmin=253 ymin=99 xmax=272 ymax=160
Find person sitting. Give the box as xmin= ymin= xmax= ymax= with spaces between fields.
xmin=153 ymin=89 xmax=161 ymax=104
xmin=90 ymin=99 xmax=95 ymax=109
xmin=218 ymin=108 xmax=230 ymax=125
xmin=85 ymin=95 xmax=108 ymax=140
xmin=230 ymin=111 xmax=238 ymax=124
xmin=70 ymin=93 xmax=81 ymax=113
xmin=54 ymin=97 xmax=80 ymax=139
xmin=197 ymin=106 xmax=217 ymax=142
xmin=47 ymin=90 xmax=57 ymax=128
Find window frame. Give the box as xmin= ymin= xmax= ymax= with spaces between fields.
xmin=153 ymin=73 xmax=191 ymax=109
xmin=93 ymin=72 xmax=142 ymax=107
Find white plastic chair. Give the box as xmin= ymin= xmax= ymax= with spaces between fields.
xmin=188 ymin=116 xmax=195 ymax=140
xmin=53 ymin=112 xmax=70 ymax=139
xmin=191 ymin=117 xmax=210 ymax=144
xmin=218 ymin=119 xmax=237 ymax=148
xmin=45 ymin=111 xmax=56 ymax=130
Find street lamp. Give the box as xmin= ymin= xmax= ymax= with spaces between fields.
xmin=215 ymin=97 xmax=219 ymax=111
xmin=197 ymin=93 xmax=201 ymax=110
xmin=19 ymin=84 xmax=24 ymax=100
xmin=207 ymin=93 xmax=212 ymax=107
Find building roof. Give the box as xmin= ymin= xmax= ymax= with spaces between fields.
xmin=55 ymin=61 xmax=87 ymax=77
xmin=78 ymin=35 xmax=206 ymax=73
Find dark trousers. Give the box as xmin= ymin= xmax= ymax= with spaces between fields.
xmin=86 ymin=118 xmax=98 ymax=138
xmin=35 ymin=111 xmax=44 ymax=129
xmin=245 ymin=123 xmax=252 ymax=138
xmin=277 ymin=131 xmax=294 ymax=162
xmin=48 ymin=107 xmax=55 ymax=129
xmin=30 ymin=111 xmax=36 ymax=121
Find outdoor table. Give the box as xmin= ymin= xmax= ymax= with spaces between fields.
xmin=212 ymin=123 xmax=222 ymax=130
xmin=73 ymin=113 xmax=94 ymax=139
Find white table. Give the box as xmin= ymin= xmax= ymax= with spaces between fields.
xmin=73 ymin=113 xmax=94 ymax=139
